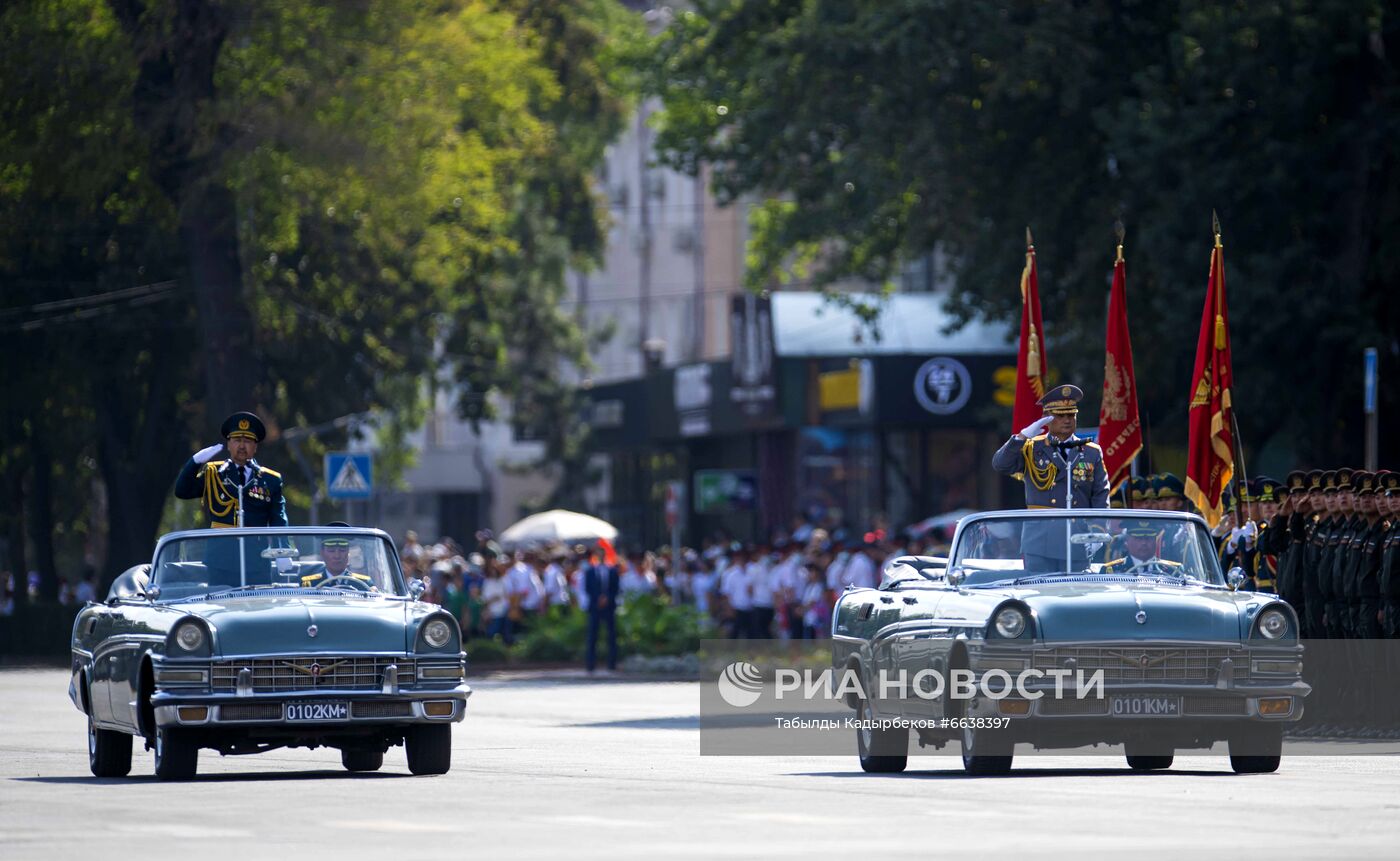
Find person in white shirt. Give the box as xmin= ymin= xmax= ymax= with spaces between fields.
xmin=825 ymin=541 xmax=850 ymax=592
xmin=619 ymin=551 xmax=658 ymax=595
xmin=719 ymin=546 xmax=752 ymax=638
xmin=541 ymin=548 xmax=572 ymax=608
xmin=841 ymin=541 xmax=878 ymax=590
xmin=747 ymin=544 xmax=775 ymax=638
xmin=769 ymin=541 xmax=805 ymax=639
xmin=504 ymin=553 xmax=544 ymax=619
xmin=800 ymin=564 xmax=828 ymax=639
xmin=689 ymin=558 xmax=717 ymax=619
xmin=481 ymin=565 xmax=513 ymax=643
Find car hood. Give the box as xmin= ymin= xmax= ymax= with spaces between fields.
xmin=1013 ymin=581 xmax=1250 ymax=641
xmin=175 ymin=595 xmax=411 ymax=655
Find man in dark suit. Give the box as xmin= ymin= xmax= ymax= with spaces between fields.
xmin=583 ymin=548 xmax=620 ymax=673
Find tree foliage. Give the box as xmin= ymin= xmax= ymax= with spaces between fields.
xmin=648 ymin=0 xmax=1400 ymax=468
xmin=0 ymin=0 xmax=638 ymax=588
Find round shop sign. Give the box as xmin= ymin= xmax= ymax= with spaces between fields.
xmin=913 ymin=357 xmax=972 ymax=415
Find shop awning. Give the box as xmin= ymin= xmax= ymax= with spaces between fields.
xmin=771 ymin=292 xmax=1015 ymax=357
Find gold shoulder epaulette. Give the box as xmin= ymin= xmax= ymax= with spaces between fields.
xmin=207 ymin=460 xmax=226 ymax=470
xmin=1084 ymin=441 xmax=1102 ymax=450
xmin=258 ymin=466 xmax=282 ymax=479
xmin=1106 ymin=557 xmax=1126 ymax=566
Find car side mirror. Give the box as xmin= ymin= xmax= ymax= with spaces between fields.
xmin=947 ymin=567 xmax=967 ymax=587
xmin=143 ymin=584 xmax=162 ymax=601
xmin=408 ymin=578 xmax=427 ymax=600
xmin=1227 ymin=567 xmax=1246 ymax=590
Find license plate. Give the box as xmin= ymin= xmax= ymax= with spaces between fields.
xmin=285 ymin=701 xmax=349 ymax=722
xmin=1110 ymin=695 xmax=1180 ymax=717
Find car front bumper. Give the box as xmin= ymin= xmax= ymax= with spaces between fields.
xmin=150 ymin=684 xmax=471 ymax=729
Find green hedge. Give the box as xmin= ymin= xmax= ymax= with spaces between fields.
xmin=466 ymin=594 xmax=716 ymax=666
xmin=0 ymin=603 xmax=80 ymax=657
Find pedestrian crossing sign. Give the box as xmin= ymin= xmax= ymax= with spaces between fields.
xmin=325 ymin=452 xmax=373 ymax=500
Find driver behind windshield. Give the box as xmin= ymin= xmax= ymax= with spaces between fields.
xmin=1103 ymin=520 xmax=1183 ymax=574
xmin=301 ymin=534 xmax=375 ymax=589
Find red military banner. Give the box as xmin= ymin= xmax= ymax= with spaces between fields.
xmin=1012 ymin=231 xmax=1048 ymax=433
xmin=1098 ymin=243 xmax=1142 ymax=494
xmin=1185 ymin=228 xmax=1235 ymax=527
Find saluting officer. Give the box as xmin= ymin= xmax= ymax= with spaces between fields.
xmin=992 ymin=384 xmax=1109 ymax=571
xmin=174 ymin=411 xmax=288 ymax=528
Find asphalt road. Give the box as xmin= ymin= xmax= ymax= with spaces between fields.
xmin=3 ymin=667 xmax=1398 ymax=860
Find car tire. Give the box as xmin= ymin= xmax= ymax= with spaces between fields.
xmin=153 ymin=726 xmax=198 ymax=781
xmin=88 ymin=716 xmax=132 ymax=778
xmin=855 ymin=697 xmax=908 ymax=774
xmin=405 ymin=725 xmax=452 ymax=775
xmin=961 ymin=727 xmax=1013 ymax=776
xmin=1125 ymin=753 xmax=1174 ymax=771
xmin=1229 ymin=725 xmax=1283 ymax=774
xmin=342 ymin=749 xmax=384 ymax=772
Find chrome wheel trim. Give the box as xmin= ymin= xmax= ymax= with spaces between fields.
xmin=87 ymin=718 xmax=97 ymax=759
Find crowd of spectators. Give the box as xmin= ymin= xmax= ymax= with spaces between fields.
xmin=398 ymin=522 xmax=956 ymax=644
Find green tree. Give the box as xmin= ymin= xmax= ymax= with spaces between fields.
xmin=0 ymin=0 xmax=638 ymax=590
xmin=649 ymin=0 xmax=1399 ymax=468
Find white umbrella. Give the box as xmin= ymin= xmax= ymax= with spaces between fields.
xmin=500 ymin=509 xmax=619 ymax=546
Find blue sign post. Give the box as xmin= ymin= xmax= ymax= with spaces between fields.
xmin=325 ymin=452 xmax=373 ymax=500
xmin=1364 ymin=348 xmax=1378 ymax=471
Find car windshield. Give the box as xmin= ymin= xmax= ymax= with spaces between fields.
xmin=949 ymin=514 xmax=1224 ymax=587
xmin=152 ymin=532 xmax=405 ymax=599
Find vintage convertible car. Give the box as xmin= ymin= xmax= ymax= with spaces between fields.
xmin=832 ymin=509 xmax=1308 ymax=776
xmin=70 ymin=526 xmax=470 ymax=780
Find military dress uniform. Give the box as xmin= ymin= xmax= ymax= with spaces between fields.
xmin=173 ymin=412 xmax=288 ymax=528
xmin=1381 ymin=473 xmax=1400 ymax=639
xmin=992 ymin=385 xmax=1110 ymax=571
xmin=1102 ymin=520 xmax=1184 ymax=574
xmin=301 ymin=531 xmax=374 ymax=589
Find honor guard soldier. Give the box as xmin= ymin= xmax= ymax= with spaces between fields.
xmin=1247 ymin=477 xmax=1282 ymax=593
xmin=992 ymin=384 xmax=1109 ymax=571
xmin=1154 ymin=474 xmax=1188 ymax=513
xmin=1351 ymin=473 xmax=1384 ymax=640
xmin=1380 ymin=473 xmax=1400 ymax=640
xmin=1130 ymin=476 xmax=1152 ymax=509
xmin=174 ymin=411 xmax=288 ymax=528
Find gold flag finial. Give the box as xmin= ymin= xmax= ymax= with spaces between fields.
xmin=1114 ymin=220 xmax=1125 ymax=263
xmin=1025 ymin=225 xmax=1033 ymax=248
xmin=1212 ymin=209 xmax=1222 ymax=248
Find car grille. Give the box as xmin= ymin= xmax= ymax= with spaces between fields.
xmin=219 ymin=703 xmax=284 ymax=721
xmin=1183 ymin=696 xmax=1248 ymax=716
xmin=1031 ymin=646 xmax=1251 ymax=685
xmin=1039 ymin=698 xmax=1110 ymax=716
xmin=210 ymin=656 xmax=413 ymax=693
xmin=352 ymin=701 xmax=414 ymax=718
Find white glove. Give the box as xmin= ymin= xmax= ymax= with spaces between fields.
xmin=1019 ymin=416 xmax=1054 ymax=438
xmin=275 ymin=557 xmax=295 ymax=575
xmin=193 ymin=444 xmax=223 ymax=464
xmin=1240 ymin=520 xmax=1258 ymax=543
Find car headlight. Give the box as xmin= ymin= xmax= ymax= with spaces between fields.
xmin=993 ymin=607 xmax=1028 ymax=638
xmin=422 ymin=618 xmax=453 ymax=649
xmin=1256 ymin=608 xmax=1291 ymax=640
xmin=173 ymin=622 xmax=205 ymax=652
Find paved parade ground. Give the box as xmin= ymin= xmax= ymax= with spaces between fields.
xmin=3 ymin=667 xmax=1399 ymax=860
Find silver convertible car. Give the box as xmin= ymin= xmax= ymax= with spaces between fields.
xmin=832 ymin=509 xmax=1308 ymax=776
xmin=70 ymin=526 xmax=470 ymax=780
